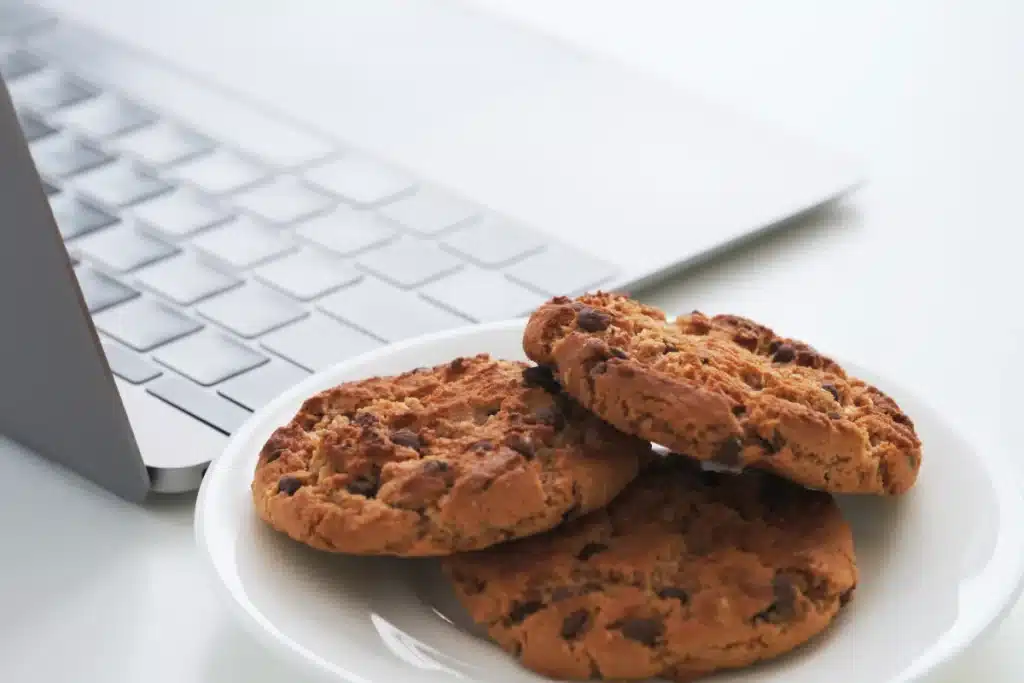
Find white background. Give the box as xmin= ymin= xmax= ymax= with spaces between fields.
xmin=3 ymin=0 xmax=1022 ymax=680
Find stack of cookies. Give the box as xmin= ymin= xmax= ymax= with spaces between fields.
xmin=252 ymin=292 xmax=922 ymax=682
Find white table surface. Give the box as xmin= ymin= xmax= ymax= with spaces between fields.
xmin=3 ymin=0 xmax=1022 ymax=680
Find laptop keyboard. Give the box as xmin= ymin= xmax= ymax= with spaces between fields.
xmin=0 ymin=8 xmax=619 ymax=437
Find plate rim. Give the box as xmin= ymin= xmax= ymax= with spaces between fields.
xmin=194 ymin=318 xmax=1024 ymax=683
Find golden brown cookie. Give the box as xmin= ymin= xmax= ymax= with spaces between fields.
xmin=444 ymin=456 xmax=857 ymax=682
xmin=251 ymin=354 xmax=647 ymax=556
xmin=523 ymin=292 xmax=921 ymax=494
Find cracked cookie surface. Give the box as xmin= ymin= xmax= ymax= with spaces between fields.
xmin=251 ymin=354 xmax=647 ymax=556
xmin=444 ymin=456 xmax=857 ymax=681
xmin=523 ymin=292 xmax=921 ymax=494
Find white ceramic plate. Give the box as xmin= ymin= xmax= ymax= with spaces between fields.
xmin=195 ymin=319 xmax=1024 ymax=683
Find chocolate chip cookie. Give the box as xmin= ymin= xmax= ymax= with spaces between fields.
xmin=444 ymin=456 xmax=857 ymax=681
xmin=252 ymin=354 xmax=648 ymax=556
xmin=523 ymin=293 xmax=921 ymax=494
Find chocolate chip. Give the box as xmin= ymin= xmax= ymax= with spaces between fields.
xmin=795 ymin=349 xmax=818 ymax=367
xmin=734 ymin=334 xmax=758 ymax=351
xmin=656 ymin=587 xmax=689 ymax=604
xmin=551 ymin=586 xmax=574 ymax=601
xmin=277 ymin=476 xmax=302 ymax=495
xmin=560 ymin=610 xmax=590 ymax=640
xmin=522 ymin=365 xmax=561 ymax=393
xmin=468 ymin=439 xmax=494 ymax=452
xmin=577 ymin=542 xmax=608 ymax=561
xmin=731 ymin=404 xmax=746 ymax=417
xmin=448 ymin=357 xmax=469 ymax=373
xmin=663 ymin=343 xmax=678 ymax=354
xmin=839 ymin=587 xmax=855 ymax=607
xmin=827 ymin=411 xmax=842 ymax=420
xmin=576 ymin=307 xmax=611 ymax=332
xmin=352 ymin=412 xmax=379 ymax=428
xmin=346 ymin=476 xmax=379 ymax=498
xmin=822 ymin=383 xmax=840 ymax=402
xmin=754 ymin=574 xmax=800 ymax=624
xmin=619 ymin=618 xmax=663 ymax=646
xmin=609 ymin=347 xmax=628 ymax=359
xmin=772 ymin=344 xmax=796 ymax=363
xmin=390 ymin=428 xmax=421 ymax=450
xmin=504 ymin=433 xmax=535 ymax=458
xmin=771 ymin=575 xmax=799 ymax=619
xmin=422 ymin=460 xmax=449 ymax=473
xmin=759 ymin=430 xmax=785 ymax=455
xmin=700 ymin=357 xmax=710 ymax=366
xmin=768 ymin=340 xmax=782 ymax=353
xmin=892 ymin=412 xmax=913 ymax=427
xmin=508 ymin=600 xmax=544 ymax=624
xmin=713 ymin=437 xmax=744 ymax=467
xmin=264 ymin=451 xmax=281 ymax=463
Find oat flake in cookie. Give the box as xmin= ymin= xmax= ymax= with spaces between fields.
xmin=251 ymin=354 xmax=647 ymax=556
xmin=444 ymin=456 xmax=857 ymax=682
xmin=523 ymin=292 xmax=922 ymax=495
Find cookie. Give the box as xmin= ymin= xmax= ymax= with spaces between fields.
xmin=252 ymin=354 xmax=648 ymax=556
xmin=523 ymin=293 xmax=921 ymax=494
xmin=444 ymin=456 xmax=857 ymax=682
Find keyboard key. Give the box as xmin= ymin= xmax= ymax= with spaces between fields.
xmin=319 ymin=277 xmax=468 ymax=342
xmin=74 ymin=160 xmax=172 ymax=208
xmin=101 ymin=339 xmax=162 ymax=384
xmin=218 ymin=359 xmax=309 ymax=411
xmin=49 ymin=194 xmax=116 ymax=239
xmin=72 ymin=223 xmax=178 ymax=272
xmin=232 ymin=177 xmax=334 ymax=225
xmin=356 ymin=237 xmax=461 ymax=288
xmin=131 ymin=186 xmax=231 ymax=240
xmin=420 ymin=268 xmax=546 ymax=322
xmin=147 ymin=374 xmax=251 ymax=434
xmin=171 ymin=148 xmax=267 ymax=195
xmin=114 ymin=120 xmax=213 ymax=167
xmin=93 ymin=297 xmax=202 ymax=351
xmin=196 ymin=284 xmax=306 ymax=338
xmin=440 ymin=216 xmax=545 ymax=267
xmin=0 ymin=48 xmax=43 ymax=81
xmin=505 ymin=245 xmax=617 ymax=296
xmin=378 ymin=188 xmax=479 ymax=236
xmin=30 ymin=134 xmax=112 ymax=178
xmin=304 ymin=155 xmax=416 ymax=208
xmin=192 ymin=216 xmax=294 ymax=269
xmin=73 ymin=266 xmax=139 ymax=313
xmin=153 ymin=329 xmax=267 ymax=386
xmin=9 ymin=69 xmax=97 ymax=111
xmin=133 ymin=254 xmax=241 ymax=305
xmin=254 ymin=248 xmax=360 ymax=300
xmin=296 ymin=207 xmax=397 ymax=257
xmin=261 ymin=313 xmax=380 ymax=372
xmin=17 ymin=110 xmax=56 ymax=142
xmin=54 ymin=94 xmax=155 ymax=139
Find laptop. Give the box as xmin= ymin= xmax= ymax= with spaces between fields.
xmin=0 ymin=0 xmax=860 ymax=502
